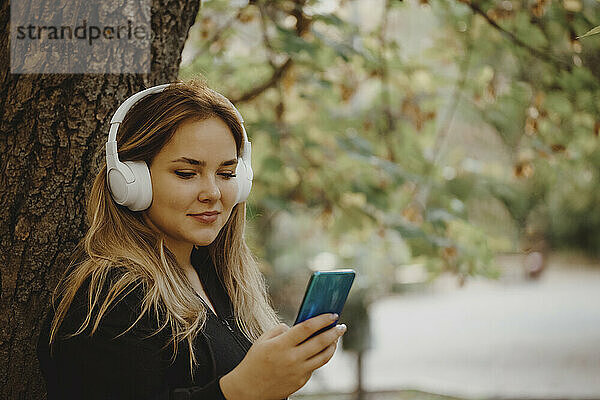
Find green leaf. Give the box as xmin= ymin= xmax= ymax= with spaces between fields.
xmin=577 ymin=25 xmax=600 ymax=39
xmin=313 ymin=13 xmax=345 ymax=27
xmin=275 ymin=26 xmax=320 ymax=57
xmin=426 ymin=208 xmax=457 ymax=224
xmin=261 ymin=156 xmax=283 ymax=173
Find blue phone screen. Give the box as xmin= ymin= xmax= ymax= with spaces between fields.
xmin=294 ymin=270 xmax=356 ymax=326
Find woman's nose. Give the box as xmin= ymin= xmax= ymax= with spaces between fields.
xmin=197 ymin=176 xmax=220 ymax=202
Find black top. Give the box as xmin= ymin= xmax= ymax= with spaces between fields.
xmin=37 ymin=247 xmax=253 ymax=400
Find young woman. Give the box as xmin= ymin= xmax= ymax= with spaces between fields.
xmin=37 ymin=80 xmax=347 ymax=400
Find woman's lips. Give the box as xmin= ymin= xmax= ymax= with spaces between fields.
xmin=189 ymin=213 xmax=219 ymax=224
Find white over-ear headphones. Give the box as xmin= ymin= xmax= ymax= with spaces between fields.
xmin=105 ymin=83 xmax=253 ymax=211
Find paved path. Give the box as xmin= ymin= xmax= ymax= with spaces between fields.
xmin=300 ymin=255 xmax=600 ymax=398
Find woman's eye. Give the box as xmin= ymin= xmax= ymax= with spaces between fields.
xmin=219 ymin=172 xmax=237 ymax=179
xmin=174 ymin=171 xmax=195 ymax=179
xmin=175 ymin=171 xmax=236 ymax=179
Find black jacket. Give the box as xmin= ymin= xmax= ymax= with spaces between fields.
xmin=37 ymin=247 xmax=252 ymax=400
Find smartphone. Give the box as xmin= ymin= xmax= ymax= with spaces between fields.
xmin=294 ymin=269 xmax=356 ymax=338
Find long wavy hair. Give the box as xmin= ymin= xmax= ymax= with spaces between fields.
xmin=48 ymin=79 xmax=279 ymax=377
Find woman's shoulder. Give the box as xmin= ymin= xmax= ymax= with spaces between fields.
xmin=75 ymin=266 xmax=144 ymax=307
xmin=60 ymin=266 xmax=157 ymax=338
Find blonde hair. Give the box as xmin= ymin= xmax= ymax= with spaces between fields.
xmin=48 ymin=80 xmax=279 ymax=377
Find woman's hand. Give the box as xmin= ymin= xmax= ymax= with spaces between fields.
xmin=219 ymin=313 xmax=347 ymax=400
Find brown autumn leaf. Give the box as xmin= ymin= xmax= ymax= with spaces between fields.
xmin=340 ymin=82 xmax=356 ymax=102
xmin=275 ymin=101 xmax=284 ymax=120
xmin=402 ymin=205 xmax=423 ymax=225
xmin=525 ymin=116 xmax=537 ymax=136
xmin=514 ymin=161 xmax=534 ymax=178
xmin=401 ymin=97 xmax=434 ymax=131
xmin=282 ymin=66 xmax=296 ymax=91
xmin=486 ymin=9 xmax=498 ymax=21
xmin=534 ymin=91 xmax=545 ymax=107
xmin=490 ymin=4 xmax=514 ymax=20
xmin=424 ymin=111 xmax=436 ymax=122
xmin=486 ymin=81 xmax=497 ymax=101
xmin=238 ymin=10 xmax=255 ymax=24
xmin=537 ymin=150 xmax=549 ymax=159
xmin=531 ymin=0 xmax=550 ymax=17
xmin=442 ymin=246 xmax=457 ymax=261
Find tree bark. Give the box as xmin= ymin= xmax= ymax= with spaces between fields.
xmin=0 ymin=0 xmax=201 ymax=398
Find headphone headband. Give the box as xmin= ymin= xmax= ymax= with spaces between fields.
xmin=110 ymin=84 xmax=171 ymax=126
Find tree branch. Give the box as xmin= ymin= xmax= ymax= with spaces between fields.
xmin=461 ymin=0 xmax=572 ymax=71
xmin=229 ymin=58 xmax=293 ymax=104
xmin=230 ymin=0 xmax=312 ymax=104
xmin=198 ymin=4 xmax=250 ymax=55
xmin=258 ymin=2 xmax=277 ymax=69
xmin=378 ymin=0 xmax=397 ymax=162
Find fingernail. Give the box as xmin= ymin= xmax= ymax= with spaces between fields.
xmin=331 ymin=313 xmax=339 ymax=321
xmin=336 ymin=324 xmax=347 ymax=333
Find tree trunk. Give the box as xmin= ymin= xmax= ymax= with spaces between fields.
xmin=0 ymin=0 xmax=201 ymax=398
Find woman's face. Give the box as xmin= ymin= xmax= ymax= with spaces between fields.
xmin=144 ymin=117 xmax=239 ymax=252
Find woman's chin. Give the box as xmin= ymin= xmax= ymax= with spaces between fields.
xmin=187 ymin=230 xmax=220 ymax=247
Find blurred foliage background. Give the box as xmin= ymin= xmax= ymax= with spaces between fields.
xmin=178 ymin=0 xmax=600 ymax=329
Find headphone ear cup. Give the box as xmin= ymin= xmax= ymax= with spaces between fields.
xmin=122 ymin=161 xmax=153 ymax=211
xmin=107 ymin=161 xmax=152 ymax=211
xmin=107 ymin=166 xmax=130 ymax=205
xmin=235 ymin=158 xmax=252 ymax=204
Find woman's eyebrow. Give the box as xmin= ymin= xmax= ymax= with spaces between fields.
xmin=171 ymin=157 xmax=238 ymax=166
xmin=220 ymin=159 xmax=238 ymax=166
